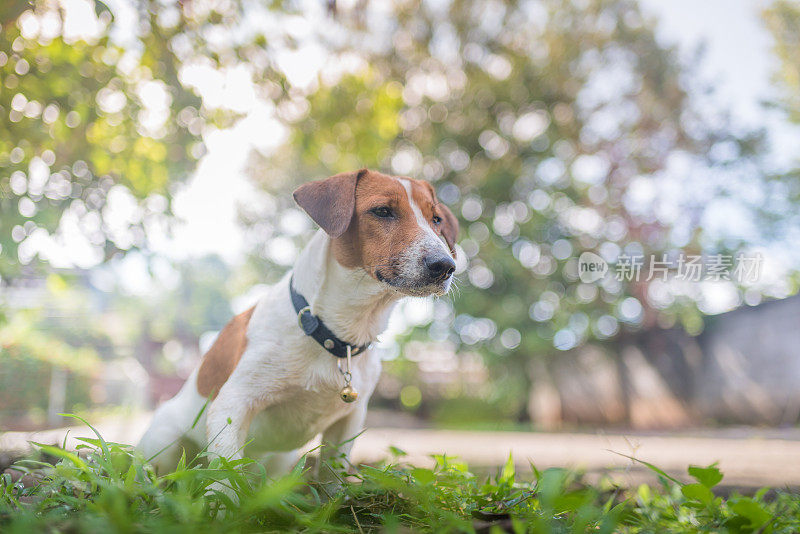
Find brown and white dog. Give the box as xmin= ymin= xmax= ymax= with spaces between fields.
xmin=137 ymin=169 xmax=458 ymax=480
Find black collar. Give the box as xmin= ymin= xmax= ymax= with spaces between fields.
xmin=289 ymin=276 xmax=370 ymax=358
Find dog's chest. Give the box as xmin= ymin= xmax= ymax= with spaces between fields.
xmin=245 ymin=352 xmax=379 ymax=452
xmin=247 ymin=389 xmax=351 ymax=451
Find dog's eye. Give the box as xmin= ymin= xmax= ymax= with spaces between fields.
xmin=432 ymin=215 xmax=442 ymax=225
xmin=371 ymin=206 xmax=394 ymax=218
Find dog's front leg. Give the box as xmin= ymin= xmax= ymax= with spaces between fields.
xmin=206 ymin=394 xmax=256 ymax=463
xmin=204 ymin=391 xmax=260 ymax=504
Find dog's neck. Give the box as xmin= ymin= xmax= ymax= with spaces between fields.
xmin=291 ymin=230 xmax=401 ymax=347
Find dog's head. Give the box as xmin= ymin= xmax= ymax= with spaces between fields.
xmin=294 ymin=169 xmax=459 ymax=297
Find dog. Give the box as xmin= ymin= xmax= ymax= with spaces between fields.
xmin=137 ymin=169 xmax=458 ymax=481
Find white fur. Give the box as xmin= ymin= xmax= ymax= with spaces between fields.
xmin=398 ymin=178 xmax=451 ymax=257
xmin=398 ymin=178 xmax=453 ymax=295
xmin=137 ymin=229 xmax=398 ymax=477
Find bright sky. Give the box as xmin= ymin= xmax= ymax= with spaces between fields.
xmin=640 ymin=0 xmax=799 ymax=165
xmin=641 ymin=0 xmax=774 ymax=120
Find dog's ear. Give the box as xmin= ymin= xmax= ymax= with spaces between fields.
xmin=439 ymin=203 xmax=459 ymax=256
xmin=293 ymin=169 xmax=367 ymax=238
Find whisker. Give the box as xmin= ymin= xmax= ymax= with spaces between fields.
xmin=449 ymin=276 xmax=463 ymax=299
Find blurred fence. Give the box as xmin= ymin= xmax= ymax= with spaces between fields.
xmin=531 ymin=295 xmax=800 ymax=428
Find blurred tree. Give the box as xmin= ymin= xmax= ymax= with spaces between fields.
xmin=250 ymin=0 xmax=775 ymax=418
xmin=0 ymin=1 xmax=194 ymax=277
xmin=764 ymin=0 xmax=800 ymax=220
xmin=0 ymin=0 xmax=293 ymax=280
xmin=764 ymin=0 xmax=800 ymax=124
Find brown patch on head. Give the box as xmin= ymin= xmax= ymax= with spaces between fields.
xmin=331 ymin=171 xmax=417 ymax=273
xmin=294 ymin=169 xmax=459 ymax=289
xmin=336 ymin=171 xmax=457 ymax=277
xmin=196 ymin=306 xmax=255 ymax=398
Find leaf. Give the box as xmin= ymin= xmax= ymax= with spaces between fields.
xmin=608 ymin=451 xmax=684 ymax=487
xmin=59 ymin=414 xmax=111 ymax=459
xmin=411 ymin=468 xmax=435 ymax=485
xmin=537 ymin=468 xmax=569 ymax=510
xmin=30 ymin=443 xmax=88 ymax=470
xmin=290 ymin=454 xmax=308 ymax=477
xmin=681 ymin=483 xmax=714 ymax=506
xmin=529 ymin=461 xmax=542 ymax=480
xmin=176 ymin=448 xmax=187 ymax=472
xmin=124 ymin=462 xmax=137 ymax=490
xmin=499 ymin=453 xmax=515 ymax=486
xmin=637 ymin=484 xmax=651 ymax=504
xmin=93 ymin=0 xmax=113 ymax=20
xmin=74 ymin=437 xmax=132 ymax=450
xmin=191 ymin=399 xmax=210 ymax=429
xmin=389 ymin=446 xmax=407 ymax=458
xmin=688 ymin=464 xmax=723 ymax=488
xmin=239 ymin=473 xmax=305 ymax=514
xmin=732 ymin=498 xmax=772 ymax=531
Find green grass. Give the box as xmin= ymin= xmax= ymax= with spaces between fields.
xmin=2 ymin=417 xmax=799 ymax=533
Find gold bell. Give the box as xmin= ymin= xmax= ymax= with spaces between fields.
xmin=339 ymin=385 xmax=358 ymax=403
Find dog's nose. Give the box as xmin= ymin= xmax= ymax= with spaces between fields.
xmin=424 ymin=254 xmax=456 ymax=280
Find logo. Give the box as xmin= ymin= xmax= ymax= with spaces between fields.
xmin=578 ymin=251 xmax=608 ymax=283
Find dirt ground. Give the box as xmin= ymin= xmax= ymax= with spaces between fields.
xmin=2 ymin=413 xmax=799 ymax=491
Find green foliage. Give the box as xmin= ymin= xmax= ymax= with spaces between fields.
xmin=0 ymin=309 xmax=101 ymax=374
xmin=0 ymin=1 xmax=204 ymax=277
xmin=0 ymin=0 xmax=296 ymax=278
xmin=289 ymin=72 xmax=405 ymax=173
xmin=2 ymin=419 xmax=800 ymax=533
xmin=763 ymin=0 xmax=800 ymax=215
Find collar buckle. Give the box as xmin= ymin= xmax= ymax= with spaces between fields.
xmin=297 ymin=305 xmax=311 ymax=328
xmin=290 ymin=276 xmax=370 ymax=359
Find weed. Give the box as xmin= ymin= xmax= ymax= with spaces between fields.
xmin=1 ymin=416 xmax=799 ymax=533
